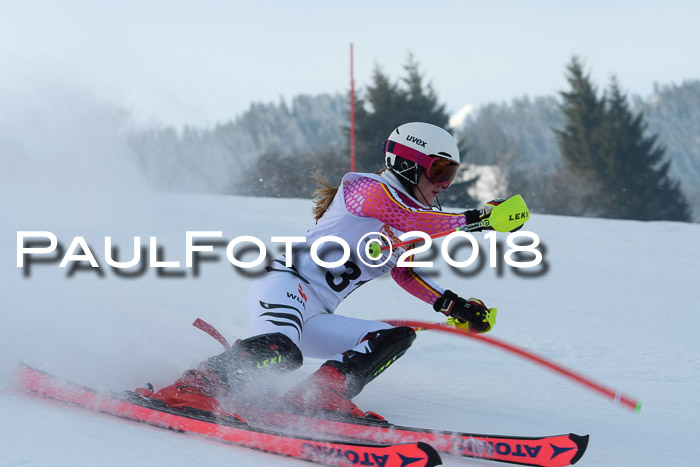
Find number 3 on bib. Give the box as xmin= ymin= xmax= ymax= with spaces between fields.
xmin=325 ymin=260 xmax=362 ymax=292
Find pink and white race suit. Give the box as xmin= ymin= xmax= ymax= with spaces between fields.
xmin=247 ymin=171 xmax=469 ymax=361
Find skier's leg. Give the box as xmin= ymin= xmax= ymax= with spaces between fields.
xmin=145 ymin=332 xmax=303 ymax=413
xmin=144 ymin=273 xmax=321 ymax=413
xmin=296 ymin=312 xmax=395 ymax=358
xmin=246 ymin=272 xmax=325 ymax=344
xmin=285 ymin=313 xmax=416 ymax=416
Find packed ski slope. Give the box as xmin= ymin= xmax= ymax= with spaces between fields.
xmin=1 ymin=186 xmax=699 ymax=466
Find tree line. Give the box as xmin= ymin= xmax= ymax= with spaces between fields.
xmin=128 ymin=55 xmax=697 ymax=222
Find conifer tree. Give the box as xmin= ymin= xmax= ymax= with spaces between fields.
xmin=353 ymin=55 xmax=451 ymax=173
xmin=555 ymin=56 xmax=689 ymax=221
xmin=353 ymin=67 xmax=405 ymax=172
xmin=553 ymin=57 xmax=608 ymax=215
xmin=401 ymin=54 xmax=450 ymax=128
xmin=598 ymin=80 xmax=689 ymax=220
xmin=352 ymin=55 xmax=477 ymax=206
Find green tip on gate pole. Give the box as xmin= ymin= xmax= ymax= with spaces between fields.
xmin=368 ymin=242 xmax=381 ymax=259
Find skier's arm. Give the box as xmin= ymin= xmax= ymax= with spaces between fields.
xmin=390 ymin=267 xmax=495 ymax=333
xmin=344 ymin=177 xmax=482 ymax=234
xmin=390 ymin=266 xmax=444 ymax=306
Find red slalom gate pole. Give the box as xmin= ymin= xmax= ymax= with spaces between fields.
xmin=382 ymin=319 xmax=642 ymax=413
xmin=349 ymin=43 xmax=356 ymax=172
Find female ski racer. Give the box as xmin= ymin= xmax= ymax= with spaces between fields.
xmin=138 ymin=122 xmax=516 ymax=418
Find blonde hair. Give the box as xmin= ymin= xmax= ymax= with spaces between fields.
xmin=311 ymin=172 xmax=339 ymax=222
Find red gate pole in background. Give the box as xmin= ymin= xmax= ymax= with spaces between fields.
xmin=350 ymin=43 xmax=356 ymax=172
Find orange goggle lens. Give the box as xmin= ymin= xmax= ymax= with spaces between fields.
xmin=426 ymin=157 xmax=459 ymax=185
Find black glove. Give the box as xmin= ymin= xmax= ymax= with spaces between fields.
xmin=433 ymin=289 xmax=494 ymax=333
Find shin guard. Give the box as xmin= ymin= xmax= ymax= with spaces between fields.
xmin=334 ymin=326 xmax=416 ymax=399
xmin=205 ymin=332 xmax=303 ymax=388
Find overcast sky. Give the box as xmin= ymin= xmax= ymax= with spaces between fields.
xmin=2 ymin=0 xmax=699 ymax=128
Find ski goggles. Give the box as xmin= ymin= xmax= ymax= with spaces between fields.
xmin=385 ymin=140 xmax=460 ymax=185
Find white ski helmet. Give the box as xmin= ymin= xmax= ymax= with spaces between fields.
xmin=384 ymin=122 xmax=460 ymax=187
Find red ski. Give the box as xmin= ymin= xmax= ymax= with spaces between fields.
xmin=234 ymin=406 xmax=588 ymax=467
xmin=17 ymin=363 xmax=440 ymax=467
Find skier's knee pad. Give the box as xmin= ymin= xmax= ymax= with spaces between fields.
xmin=206 ymin=332 xmax=303 ymax=386
xmin=340 ymin=326 xmax=416 ymax=396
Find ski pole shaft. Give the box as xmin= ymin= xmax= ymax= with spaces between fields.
xmin=382 ymin=319 xmax=642 ymax=413
xmin=370 ymin=194 xmax=529 ymax=257
xmin=378 ymin=220 xmax=487 ymax=252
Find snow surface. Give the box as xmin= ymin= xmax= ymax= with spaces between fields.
xmin=2 ymin=150 xmax=699 ymax=465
